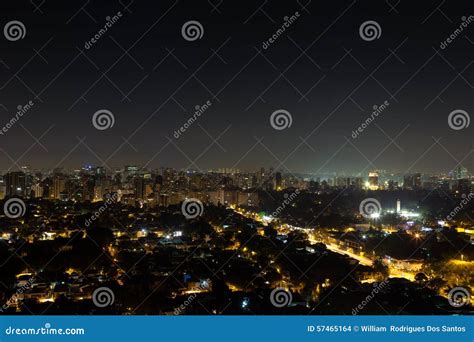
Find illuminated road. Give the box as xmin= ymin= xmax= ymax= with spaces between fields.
xmin=308 ymin=238 xmax=416 ymax=280
xmin=387 ymin=268 xmax=415 ymax=281
xmin=235 ymin=209 xmax=416 ymax=281
xmin=309 ymin=238 xmax=415 ymax=280
xmin=316 ymin=240 xmax=373 ymax=267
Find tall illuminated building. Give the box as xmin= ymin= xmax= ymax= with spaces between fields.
xmin=52 ymin=176 xmax=66 ymax=199
xmin=452 ymin=166 xmax=469 ymax=180
xmin=5 ymin=171 xmax=26 ymax=197
xmin=368 ymin=172 xmax=379 ymax=190
xmin=274 ymin=172 xmax=282 ymax=190
xmin=134 ymin=177 xmax=145 ymax=200
xmin=414 ymin=173 xmax=422 ymax=189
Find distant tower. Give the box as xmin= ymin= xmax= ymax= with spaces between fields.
xmin=396 ymin=199 xmax=401 ymax=213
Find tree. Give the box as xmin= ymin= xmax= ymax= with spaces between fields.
xmin=415 ymin=272 xmax=428 ymax=284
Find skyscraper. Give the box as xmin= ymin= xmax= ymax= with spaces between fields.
xmin=5 ymin=171 xmax=26 ymax=197
xmin=52 ymin=176 xmax=66 ymax=199
xmin=414 ymin=173 xmax=422 ymax=189
xmin=368 ymin=172 xmax=379 ymax=190
xmin=452 ymin=166 xmax=469 ymax=180
xmin=274 ymin=172 xmax=282 ymax=190
xmin=135 ymin=177 xmax=146 ymax=200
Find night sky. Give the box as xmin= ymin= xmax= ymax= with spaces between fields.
xmin=0 ymin=0 xmax=472 ymax=175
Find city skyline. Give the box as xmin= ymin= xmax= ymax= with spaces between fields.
xmin=1 ymin=163 xmax=470 ymax=178
xmin=0 ymin=0 xmax=472 ymax=318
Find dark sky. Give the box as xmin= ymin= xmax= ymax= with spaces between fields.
xmin=0 ymin=0 xmax=472 ymax=175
